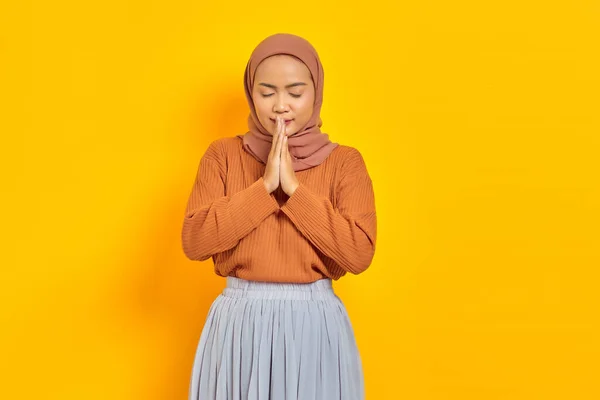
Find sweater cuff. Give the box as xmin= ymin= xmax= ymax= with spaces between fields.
xmin=229 ymin=177 xmax=280 ymax=237
xmin=280 ymin=182 xmax=321 ymax=224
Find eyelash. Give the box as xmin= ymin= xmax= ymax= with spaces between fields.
xmin=262 ymin=93 xmax=301 ymax=98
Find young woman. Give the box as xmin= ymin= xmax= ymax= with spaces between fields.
xmin=182 ymin=33 xmax=377 ymax=400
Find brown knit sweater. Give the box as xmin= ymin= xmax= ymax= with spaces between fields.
xmin=181 ymin=136 xmax=377 ymax=283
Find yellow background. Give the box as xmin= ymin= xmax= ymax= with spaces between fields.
xmin=1 ymin=1 xmax=599 ymax=399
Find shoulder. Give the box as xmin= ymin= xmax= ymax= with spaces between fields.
xmin=202 ymin=136 xmax=241 ymax=161
xmin=328 ymin=144 xmax=373 ymax=186
xmin=334 ymin=144 xmax=362 ymax=157
xmin=331 ymin=144 xmax=368 ymax=169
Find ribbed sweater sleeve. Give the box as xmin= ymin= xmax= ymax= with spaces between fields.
xmin=182 ymin=140 xmax=280 ymax=261
xmin=280 ymin=148 xmax=377 ymax=274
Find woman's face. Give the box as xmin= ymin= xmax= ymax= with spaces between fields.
xmin=251 ymin=54 xmax=315 ymax=136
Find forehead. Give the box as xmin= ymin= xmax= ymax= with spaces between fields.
xmin=254 ymin=55 xmax=313 ymax=82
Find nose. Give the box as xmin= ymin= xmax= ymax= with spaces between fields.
xmin=272 ymin=94 xmax=290 ymax=113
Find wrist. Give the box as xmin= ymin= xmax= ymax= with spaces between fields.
xmin=288 ymin=181 xmax=299 ymax=196
xmin=263 ymin=179 xmax=273 ymax=194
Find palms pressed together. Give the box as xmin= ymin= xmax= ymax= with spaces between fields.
xmin=263 ymin=116 xmax=300 ymax=196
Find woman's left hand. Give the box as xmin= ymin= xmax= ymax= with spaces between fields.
xmin=279 ymin=123 xmax=299 ymax=196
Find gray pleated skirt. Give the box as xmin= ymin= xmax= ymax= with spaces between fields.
xmin=188 ymin=276 xmax=365 ymax=400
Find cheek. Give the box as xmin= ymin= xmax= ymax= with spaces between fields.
xmin=296 ymin=97 xmax=314 ymax=119
xmin=252 ymin=96 xmax=270 ymax=119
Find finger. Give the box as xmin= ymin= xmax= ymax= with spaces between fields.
xmin=278 ymin=117 xmax=283 ymax=134
xmin=282 ymin=135 xmax=287 ymax=154
xmin=277 ymin=117 xmax=284 ymax=149
xmin=284 ymin=136 xmax=291 ymax=160
xmin=270 ymin=117 xmax=282 ymax=157
xmin=278 ymin=116 xmax=285 ymax=138
xmin=280 ymin=134 xmax=286 ymax=160
xmin=276 ymin=118 xmax=285 ymax=158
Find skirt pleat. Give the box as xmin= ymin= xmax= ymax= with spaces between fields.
xmin=188 ymin=276 xmax=364 ymax=400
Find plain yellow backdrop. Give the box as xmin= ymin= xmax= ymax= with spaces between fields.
xmin=1 ymin=1 xmax=599 ymax=399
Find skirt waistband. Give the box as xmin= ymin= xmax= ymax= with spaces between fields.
xmin=222 ymin=276 xmax=336 ymax=301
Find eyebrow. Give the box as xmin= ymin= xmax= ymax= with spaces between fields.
xmin=258 ymin=82 xmax=307 ymax=89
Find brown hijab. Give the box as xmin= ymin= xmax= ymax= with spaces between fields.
xmin=236 ymin=33 xmax=338 ymax=172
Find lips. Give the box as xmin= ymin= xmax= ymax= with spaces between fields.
xmin=270 ymin=118 xmax=294 ymax=127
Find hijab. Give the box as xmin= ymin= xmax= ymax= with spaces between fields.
xmin=236 ymin=33 xmax=338 ymax=172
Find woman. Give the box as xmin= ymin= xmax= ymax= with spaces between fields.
xmin=182 ymin=33 xmax=377 ymax=400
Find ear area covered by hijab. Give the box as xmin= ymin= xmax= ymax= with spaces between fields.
xmin=236 ymin=33 xmax=338 ymax=172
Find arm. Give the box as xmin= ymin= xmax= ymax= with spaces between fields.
xmin=181 ymin=140 xmax=280 ymax=261
xmin=280 ymin=148 xmax=377 ymax=274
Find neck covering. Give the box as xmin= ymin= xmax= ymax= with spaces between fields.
xmin=236 ymin=33 xmax=338 ymax=172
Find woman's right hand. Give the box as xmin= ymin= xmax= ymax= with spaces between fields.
xmin=263 ymin=116 xmax=286 ymax=193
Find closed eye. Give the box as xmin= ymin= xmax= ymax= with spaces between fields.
xmin=261 ymin=93 xmax=302 ymax=98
